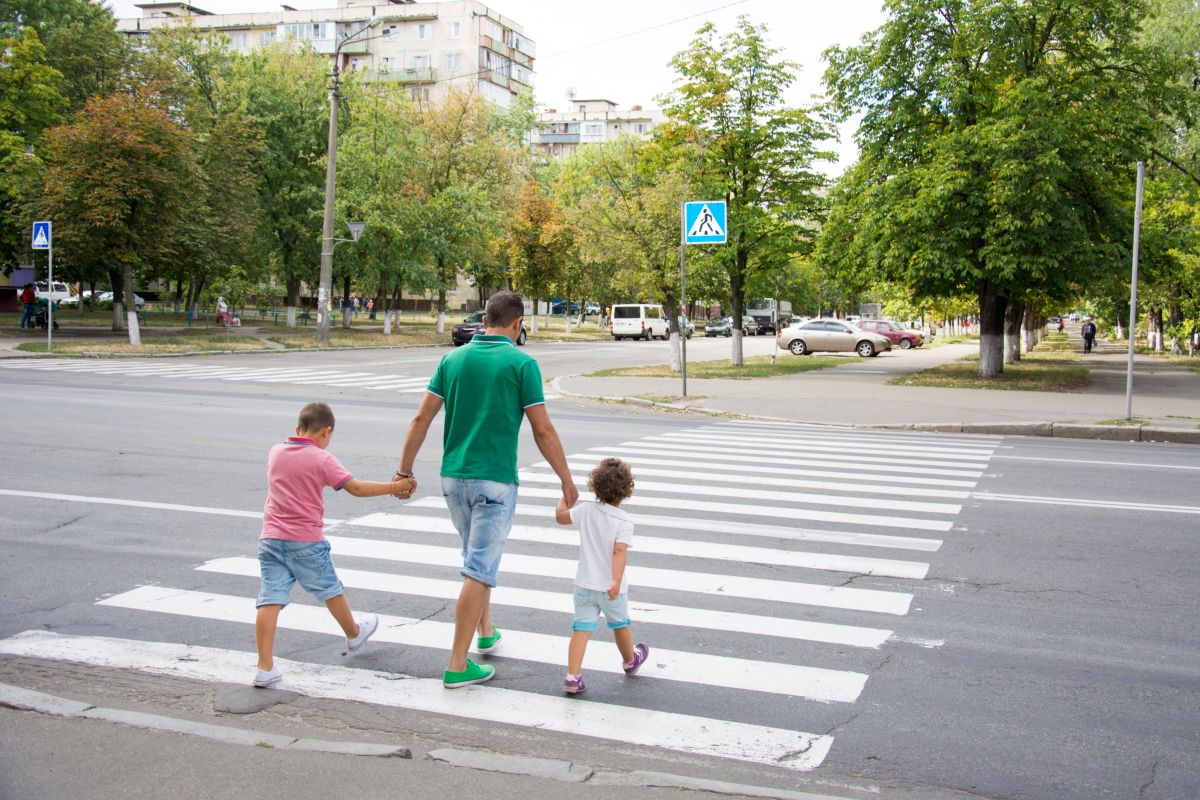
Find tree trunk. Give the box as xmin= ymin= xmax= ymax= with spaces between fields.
xmin=285 ymin=277 xmax=300 ymax=329
xmin=729 ymin=250 xmax=747 ymax=367
xmin=1021 ymin=301 xmax=1037 ymax=353
xmin=977 ymin=281 xmax=1007 ymax=378
xmin=1168 ymin=303 xmax=1183 ymax=354
xmin=666 ymin=298 xmax=681 ymax=374
xmin=122 ymin=263 xmax=141 ymax=346
xmin=1151 ymin=307 xmax=1164 ymax=352
xmin=1003 ymin=300 xmax=1023 ymax=364
xmin=173 ymin=277 xmax=184 ymax=314
xmin=342 ymin=275 xmax=352 ymax=330
xmin=107 ymin=268 xmax=123 ymax=331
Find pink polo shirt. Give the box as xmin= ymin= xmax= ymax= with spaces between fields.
xmin=260 ymin=437 xmax=353 ymax=542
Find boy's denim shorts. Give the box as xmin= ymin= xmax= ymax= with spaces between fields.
xmin=572 ymin=586 xmax=631 ymax=631
xmin=256 ymin=538 xmax=344 ymax=607
xmin=442 ymin=477 xmax=518 ymax=588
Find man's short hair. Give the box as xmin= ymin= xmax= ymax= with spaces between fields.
xmin=485 ymin=291 xmax=525 ymax=328
xmin=297 ymin=401 xmax=335 ymax=433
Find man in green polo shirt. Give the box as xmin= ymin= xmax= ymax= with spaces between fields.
xmin=397 ymin=290 xmax=578 ymax=688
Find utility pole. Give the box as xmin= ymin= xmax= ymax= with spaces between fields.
xmin=317 ymin=16 xmax=381 ymax=343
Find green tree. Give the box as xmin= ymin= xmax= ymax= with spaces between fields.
xmin=660 ymin=17 xmax=833 ymax=365
xmin=228 ymin=46 xmax=328 ymax=327
xmin=40 ymin=90 xmax=199 ymax=341
xmin=505 ymin=179 xmax=569 ymax=333
xmin=0 ymin=0 xmax=125 ymax=113
xmin=0 ymin=26 xmax=63 ymax=267
xmin=821 ymin=0 xmax=1175 ymax=376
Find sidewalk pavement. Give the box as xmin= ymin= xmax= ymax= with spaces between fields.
xmin=554 ymin=340 xmax=1200 ymax=445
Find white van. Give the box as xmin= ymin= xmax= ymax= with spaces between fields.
xmin=610 ymin=303 xmax=669 ymax=340
xmin=34 ymin=281 xmax=76 ymax=303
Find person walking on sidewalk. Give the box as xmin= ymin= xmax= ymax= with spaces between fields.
xmin=1082 ymin=317 xmax=1098 ymax=354
xmin=397 ymin=290 xmax=578 ymax=688
xmin=555 ymin=457 xmax=649 ymax=695
xmin=254 ymin=402 xmax=414 ymax=688
xmin=19 ymin=284 xmax=35 ymax=329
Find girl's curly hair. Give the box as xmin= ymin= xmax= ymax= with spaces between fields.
xmin=588 ymin=458 xmax=634 ymax=505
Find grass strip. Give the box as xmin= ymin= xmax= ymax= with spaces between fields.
xmin=588 ymin=355 xmax=845 ymax=379
xmin=14 ymin=336 xmax=272 ymax=355
xmin=890 ymin=359 xmax=1089 ymax=391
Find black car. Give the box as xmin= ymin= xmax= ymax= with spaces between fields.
xmin=451 ymin=311 xmax=528 ymax=346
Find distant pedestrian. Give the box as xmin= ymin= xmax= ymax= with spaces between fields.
xmin=19 ymin=283 xmax=35 ymax=329
xmin=1082 ymin=317 xmax=1097 ymax=354
xmin=1057 ymin=318 xmax=1064 ymax=333
xmin=253 ymin=401 xmax=414 ymax=688
xmin=554 ymin=457 xmax=649 ymax=695
xmin=396 ymin=290 xmax=577 ymax=689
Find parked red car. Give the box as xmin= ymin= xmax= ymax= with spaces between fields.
xmin=854 ymin=319 xmax=923 ymax=349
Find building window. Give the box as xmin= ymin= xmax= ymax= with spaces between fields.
xmin=380 ymin=56 xmax=395 ymax=72
xmin=446 ymin=52 xmax=459 ymax=72
xmin=585 ymin=123 xmax=602 ymax=135
xmin=415 ymin=23 xmax=430 ymax=40
xmin=229 ymin=31 xmax=248 ymax=49
xmin=259 ymin=30 xmax=275 ymax=45
xmin=412 ymin=54 xmax=430 ymax=70
xmin=411 ymin=87 xmax=429 ymax=101
xmin=579 ymin=104 xmax=586 ymax=113
xmin=446 ymin=21 xmax=460 ymax=38
xmin=634 ymin=123 xmax=645 ymax=134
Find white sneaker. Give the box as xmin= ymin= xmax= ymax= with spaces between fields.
xmin=253 ymin=666 xmax=282 ymax=687
xmin=347 ymin=614 xmax=379 ymax=652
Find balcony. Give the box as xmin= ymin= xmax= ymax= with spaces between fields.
xmin=362 ymin=68 xmax=437 ymax=84
xmin=537 ymin=132 xmax=580 ymax=144
xmin=337 ymin=38 xmax=370 ymax=55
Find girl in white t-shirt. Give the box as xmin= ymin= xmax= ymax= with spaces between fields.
xmin=554 ymin=457 xmax=649 ymax=694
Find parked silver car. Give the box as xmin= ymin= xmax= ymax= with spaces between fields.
xmin=777 ymin=318 xmax=892 ymax=357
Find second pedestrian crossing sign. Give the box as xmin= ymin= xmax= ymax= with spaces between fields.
xmin=683 ymin=201 xmax=727 ymax=244
xmin=31 ymin=220 xmax=51 ymax=250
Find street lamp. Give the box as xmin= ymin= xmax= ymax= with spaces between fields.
xmin=317 ymin=15 xmax=382 ymax=343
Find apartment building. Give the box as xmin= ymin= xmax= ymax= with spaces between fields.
xmin=118 ymin=0 xmax=535 ymax=107
xmin=534 ymin=98 xmax=664 ymax=159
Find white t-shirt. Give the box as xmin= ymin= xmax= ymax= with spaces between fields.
xmin=571 ymin=501 xmax=634 ymax=593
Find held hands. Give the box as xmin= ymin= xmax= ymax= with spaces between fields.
xmin=390 ymin=475 xmax=416 ymax=499
xmin=561 ymin=480 xmax=580 ymax=509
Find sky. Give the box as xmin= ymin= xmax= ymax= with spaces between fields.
xmin=105 ymin=0 xmax=887 ymax=173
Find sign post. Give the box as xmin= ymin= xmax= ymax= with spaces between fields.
xmin=681 ymin=201 xmax=727 ymax=398
xmin=32 ymin=221 xmax=52 ymax=352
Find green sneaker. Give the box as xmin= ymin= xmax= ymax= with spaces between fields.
xmin=476 ymin=628 xmax=502 ymax=654
xmin=443 ymin=659 xmax=495 ymax=689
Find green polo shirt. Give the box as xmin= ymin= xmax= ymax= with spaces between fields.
xmin=427 ymin=333 xmax=545 ymax=484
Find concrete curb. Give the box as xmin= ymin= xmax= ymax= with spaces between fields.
xmin=550 ymin=376 xmax=1200 ymax=445
xmin=0 ymin=682 xmax=412 ymax=758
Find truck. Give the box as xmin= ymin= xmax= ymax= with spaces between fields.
xmin=746 ymin=298 xmax=792 ymax=333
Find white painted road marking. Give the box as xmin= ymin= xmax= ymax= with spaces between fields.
xmin=98 ymin=586 xmax=870 ymax=703
xmin=0 ymin=630 xmax=833 ymax=771
xmin=200 ymin=556 xmax=895 ymax=648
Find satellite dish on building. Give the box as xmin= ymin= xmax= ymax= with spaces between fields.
xmin=566 ymin=87 xmax=577 ymax=100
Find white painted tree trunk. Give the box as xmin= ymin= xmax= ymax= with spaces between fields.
xmin=436 ymin=311 xmax=445 ymax=333
xmin=286 ymin=306 xmax=296 ymax=329
xmin=530 ymin=314 xmax=539 ymax=334
xmin=126 ymin=311 xmax=141 ymax=346
xmin=731 ymin=329 xmax=744 ymax=366
xmin=669 ymin=331 xmax=681 ymax=373
xmin=383 ymin=310 xmax=392 ymax=335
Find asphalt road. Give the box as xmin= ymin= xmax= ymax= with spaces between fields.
xmin=1 ymin=341 xmax=1197 ymax=800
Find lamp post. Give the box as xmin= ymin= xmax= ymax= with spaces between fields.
xmin=317 ymin=15 xmax=382 ymax=343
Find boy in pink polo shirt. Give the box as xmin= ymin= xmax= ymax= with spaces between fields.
xmin=254 ymin=402 xmax=415 ymax=688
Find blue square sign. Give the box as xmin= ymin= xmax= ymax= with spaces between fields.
xmin=32 ymin=220 xmax=51 ymax=250
xmin=683 ymin=201 xmax=727 ymax=245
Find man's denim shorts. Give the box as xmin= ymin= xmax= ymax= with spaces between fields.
xmin=442 ymin=477 xmax=518 ymax=588
xmin=256 ymin=538 xmax=344 ymax=607
xmin=572 ymin=586 xmax=631 ymax=631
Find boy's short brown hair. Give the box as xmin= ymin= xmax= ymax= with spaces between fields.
xmin=588 ymin=458 xmax=634 ymax=505
xmin=297 ymin=401 xmax=335 ymax=433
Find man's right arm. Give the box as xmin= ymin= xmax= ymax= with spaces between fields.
xmin=397 ymin=392 xmax=444 ymax=485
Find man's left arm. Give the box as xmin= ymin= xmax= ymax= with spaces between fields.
xmin=525 ymin=404 xmax=578 ymax=508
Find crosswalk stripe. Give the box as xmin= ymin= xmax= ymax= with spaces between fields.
xmin=0 ymin=360 xmax=431 ymax=390
xmin=653 ymin=432 xmax=994 ymax=461
xmin=518 ymin=471 xmax=962 ymax=516
xmin=563 ymin=453 xmax=980 ymax=488
xmin=404 ymin=497 xmax=944 ymax=552
xmin=98 ymin=586 xmax=870 ymax=703
xmin=456 ymin=485 xmax=954 ymax=532
xmin=598 ymin=443 xmax=987 ymax=476
xmin=714 ymin=419 xmax=1001 ymax=444
xmin=200 ymin=556 xmax=894 ymax=648
xmin=320 ymin=535 xmax=913 ymax=615
xmin=557 ymin=459 xmax=971 ymax=499
xmin=347 ymin=512 xmax=931 ymax=579
xmin=0 ymin=630 xmax=832 ymax=771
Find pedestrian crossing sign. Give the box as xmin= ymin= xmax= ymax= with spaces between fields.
xmin=31 ymin=220 xmax=51 ymax=250
xmin=684 ymin=201 xmax=727 ymax=245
